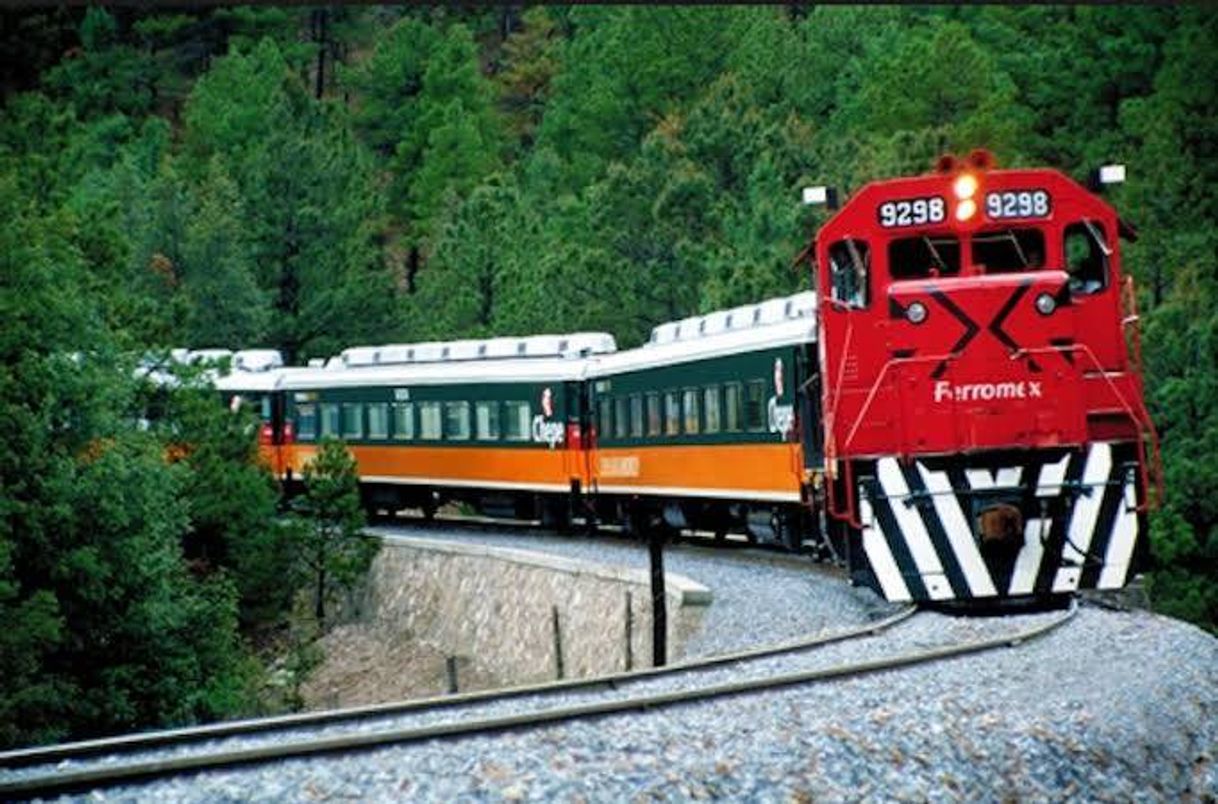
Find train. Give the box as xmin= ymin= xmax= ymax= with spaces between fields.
xmin=193 ymin=151 xmax=1160 ymax=605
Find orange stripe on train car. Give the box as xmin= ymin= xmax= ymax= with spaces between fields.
xmin=288 ymin=443 xmax=579 ymax=488
xmin=592 ymin=443 xmax=803 ymax=496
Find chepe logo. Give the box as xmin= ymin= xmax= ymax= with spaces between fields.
xmin=768 ymin=357 xmax=794 ymax=436
xmin=532 ymin=386 xmax=564 ymax=448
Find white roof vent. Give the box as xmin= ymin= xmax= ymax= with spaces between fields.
xmin=483 ymin=337 xmax=520 ymax=359
xmin=232 ymin=349 xmax=284 ymax=372
xmin=377 ymin=345 xmax=413 ymax=364
xmin=412 ymin=343 xmax=445 ymax=363
xmin=756 ymin=299 xmax=787 ymax=326
xmin=645 ymin=291 xmax=820 ymax=346
xmin=563 ymin=332 xmax=617 ymax=356
xmin=341 ymin=347 xmax=382 ymax=368
xmin=521 ymin=335 xmax=563 ymax=357
xmin=447 ymin=340 xmax=483 ymax=362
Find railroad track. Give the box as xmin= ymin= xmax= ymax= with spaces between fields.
xmin=0 ymin=601 xmax=1078 ymax=800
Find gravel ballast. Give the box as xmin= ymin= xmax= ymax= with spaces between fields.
xmin=16 ymin=523 xmax=1217 ymax=801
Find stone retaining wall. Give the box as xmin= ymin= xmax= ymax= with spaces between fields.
xmin=364 ymin=536 xmax=712 ymax=689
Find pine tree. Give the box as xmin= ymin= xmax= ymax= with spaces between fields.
xmin=294 ymin=439 xmax=378 ymax=627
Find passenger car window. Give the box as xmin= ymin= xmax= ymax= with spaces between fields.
xmin=1064 ymin=221 xmax=1109 ymax=295
xmin=745 ymin=381 xmax=766 ymax=432
xmin=630 ymin=395 xmax=644 ymax=438
xmin=664 ymin=392 xmax=681 ymax=436
xmin=297 ymin=403 xmax=317 ymax=441
xmin=392 ymin=402 xmax=414 ymax=440
xmin=724 ymin=383 xmax=743 ymax=432
xmin=614 ymin=397 xmax=629 ymax=439
xmin=444 ymin=401 xmax=471 ymax=440
xmin=419 ymin=402 xmax=442 ymax=440
xmin=321 ymin=403 xmax=340 ymax=437
xmin=703 ymin=386 xmax=722 ymax=434
xmin=475 ymin=401 xmax=500 ymax=440
xmin=598 ymin=398 xmax=612 ymax=440
xmin=342 ymin=403 xmax=363 ymax=439
xmin=646 ymin=393 xmax=661 ymax=437
xmin=828 ymin=238 xmax=870 ymax=308
xmin=368 ymin=403 xmax=389 ymax=439
xmin=504 ymin=401 xmax=530 ymax=441
xmin=683 ymin=389 xmax=700 ymax=435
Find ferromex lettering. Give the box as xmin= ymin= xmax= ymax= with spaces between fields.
xmin=933 ymin=380 xmax=1043 ymax=403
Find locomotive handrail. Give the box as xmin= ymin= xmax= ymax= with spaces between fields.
xmin=1118 ymin=274 xmax=1165 ymax=507
xmin=1009 ymin=342 xmax=1163 ymax=511
xmin=839 ymin=351 xmax=960 ymax=455
xmin=823 ymin=317 xmax=863 ymax=528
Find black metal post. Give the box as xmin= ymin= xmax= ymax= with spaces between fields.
xmin=552 ymin=605 xmax=565 ymax=680
xmin=645 ymin=504 xmax=667 ymax=667
xmin=445 ymin=656 xmax=458 ymax=694
xmin=624 ymin=590 xmax=634 ymax=671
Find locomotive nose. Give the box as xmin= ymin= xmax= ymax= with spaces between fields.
xmin=887 ymin=272 xmax=1085 ymax=454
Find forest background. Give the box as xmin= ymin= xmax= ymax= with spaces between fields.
xmin=1 ymin=5 xmax=1215 ymax=748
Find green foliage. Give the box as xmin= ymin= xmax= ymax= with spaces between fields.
xmin=0 ymin=182 xmax=255 ymax=747
xmin=44 ymin=9 xmax=156 ymax=121
xmin=0 ymin=10 xmax=1214 ymax=739
xmin=151 ymin=370 xmax=295 ymax=627
xmin=183 ymin=38 xmax=397 ymax=361
xmin=294 ymin=439 xmax=379 ymax=626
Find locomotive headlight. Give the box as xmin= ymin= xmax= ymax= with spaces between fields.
xmin=955 ymin=199 xmax=976 ymax=221
xmin=1035 ymin=292 xmax=1057 ymax=316
xmin=906 ymin=301 xmax=928 ymax=325
xmin=953 ymin=173 xmax=979 ymax=200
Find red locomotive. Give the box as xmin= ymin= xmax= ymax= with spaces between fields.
xmin=810 ymin=150 xmax=1160 ymax=601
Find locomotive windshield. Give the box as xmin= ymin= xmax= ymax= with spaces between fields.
xmin=972 ymin=228 xmax=1047 ymax=273
xmin=888 ymin=235 xmax=961 ymax=279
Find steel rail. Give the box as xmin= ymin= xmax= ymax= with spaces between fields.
xmin=0 ymin=602 xmax=1075 ymax=800
xmin=0 ymin=606 xmax=914 ymax=771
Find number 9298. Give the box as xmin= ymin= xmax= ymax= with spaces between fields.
xmin=985 ymin=190 xmax=1051 ymax=220
xmin=877 ymin=197 xmax=946 ymax=228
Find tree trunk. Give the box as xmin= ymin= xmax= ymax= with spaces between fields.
xmin=314 ymin=538 xmax=327 ymax=624
xmin=313 ymin=7 xmax=328 ymax=100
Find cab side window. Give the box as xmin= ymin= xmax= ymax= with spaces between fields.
xmin=828 ymin=239 xmax=870 ymax=308
xmin=1064 ymin=221 xmax=1109 ymax=295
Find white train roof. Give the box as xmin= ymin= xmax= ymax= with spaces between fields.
xmin=336 ymin=332 xmax=617 ymax=369
xmin=647 ymin=292 xmax=817 ymax=346
xmin=214 ymin=366 xmax=308 ymax=393
xmin=279 ymin=356 xmax=593 ymax=390
xmin=201 ymin=292 xmax=818 ymax=391
xmin=279 ymin=332 xmax=617 ymax=390
xmin=138 ymin=348 xmax=294 ymax=391
xmin=591 ymin=291 xmax=818 ymax=377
